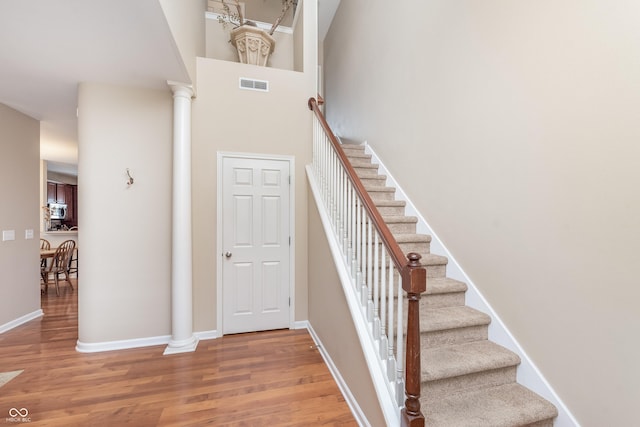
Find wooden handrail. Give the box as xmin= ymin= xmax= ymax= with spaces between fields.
xmin=308 ymin=97 xmax=426 ymax=427
xmin=308 ymin=97 xmax=407 ymax=269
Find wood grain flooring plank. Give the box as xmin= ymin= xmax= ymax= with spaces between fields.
xmin=0 ymin=281 xmax=357 ymax=426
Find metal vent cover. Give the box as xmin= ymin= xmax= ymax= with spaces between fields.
xmin=239 ymin=78 xmax=269 ymax=92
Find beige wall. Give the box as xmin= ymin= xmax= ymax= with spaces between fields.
xmin=292 ymin=0 xmax=304 ymax=73
xmin=77 ymin=83 xmax=173 ymax=343
xmin=159 ymin=0 xmax=207 ymax=84
xmin=73 ymin=0 xmax=317 ymax=344
xmin=307 ymin=186 xmax=385 ymax=426
xmin=192 ymin=0 xmax=317 ymax=334
xmin=0 ymin=103 xmax=41 ymax=328
xmin=191 ymin=57 xmax=314 ymax=332
xmin=323 ymin=1 xmax=640 ymax=426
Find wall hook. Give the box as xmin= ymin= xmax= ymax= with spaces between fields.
xmin=126 ymin=168 xmax=134 ymax=187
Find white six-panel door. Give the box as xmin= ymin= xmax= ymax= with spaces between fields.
xmin=221 ymin=156 xmax=291 ymax=334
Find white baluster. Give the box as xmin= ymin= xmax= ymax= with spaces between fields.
xmin=387 ymin=263 xmax=396 ymax=382
xmin=361 ymin=212 xmax=369 ymax=307
xmin=373 ymin=231 xmax=380 ymax=338
xmin=336 ymin=164 xmax=340 ymax=241
xmin=367 ymin=218 xmax=374 ymax=322
xmin=342 ymin=171 xmax=348 ymax=255
xmin=396 ymin=276 xmax=405 ymax=406
xmin=351 ymin=185 xmax=358 ymax=276
xmin=355 ymin=198 xmax=362 ymax=286
xmin=346 ymin=181 xmax=353 ymax=268
xmin=380 ymin=246 xmax=387 ymax=358
xmin=310 ymin=116 xmax=408 ymax=414
xmin=330 ymin=148 xmax=335 ymax=220
xmin=338 ymin=169 xmax=342 ymax=249
xmin=360 ymin=204 xmax=367 ymax=300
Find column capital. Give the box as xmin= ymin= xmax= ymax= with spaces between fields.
xmin=167 ymin=81 xmax=194 ymax=99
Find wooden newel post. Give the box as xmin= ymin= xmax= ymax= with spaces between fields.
xmin=401 ymin=252 xmax=427 ymax=427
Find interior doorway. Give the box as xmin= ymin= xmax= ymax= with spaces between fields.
xmin=217 ymin=153 xmax=294 ymax=335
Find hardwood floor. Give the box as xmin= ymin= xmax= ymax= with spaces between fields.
xmin=0 ymin=282 xmax=357 ymax=426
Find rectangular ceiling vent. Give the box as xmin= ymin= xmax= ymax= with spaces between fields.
xmin=239 ymin=78 xmax=269 ymax=92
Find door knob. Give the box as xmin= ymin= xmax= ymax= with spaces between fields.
xmin=224 ymin=251 xmax=232 ymax=258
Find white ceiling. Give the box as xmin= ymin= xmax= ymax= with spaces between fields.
xmin=0 ymin=0 xmax=340 ymax=169
xmin=0 ymin=0 xmax=190 ymax=166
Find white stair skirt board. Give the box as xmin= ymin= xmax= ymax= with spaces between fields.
xmin=0 ymin=310 xmax=43 ymax=334
xmin=307 ymin=164 xmax=401 ymax=427
xmin=304 ymin=321 xmax=372 ymax=427
xmin=357 ymin=139 xmax=580 ymax=427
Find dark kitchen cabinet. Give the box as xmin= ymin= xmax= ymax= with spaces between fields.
xmin=47 ymin=182 xmax=57 ymax=204
xmin=46 ymin=181 xmax=78 ymax=227
xmin=47 ymin=182 xmax=67 ymax=204
xmin=64 ymin=184 xmax=78 ymax=226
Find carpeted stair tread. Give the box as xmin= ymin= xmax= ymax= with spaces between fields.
xmin=421 ymin=306 xmax=491 ymax=332
xmin=382 ymin=215 xmax=418 ymax=224
xmin=423 ymin=383 xmax=559 ymax=427
xmin=343 ymin=151 xmax=371 ymax=160
xmin=422 ymin=340 xmax=520 ymax=381
xmin=364 ymin=185 xmax=395 ymax=193
xmin=350 ymin=159 xmax=379 ymax=169
xmin=355 ymin=169 xmax=383 ymax=179
xmin=392 ymin=233 xmax=431 ymax=243
xmin=416 ymin=252 xmax=448 ymax=267
xmin=359 ymin=175 xmax=387 ymax=186
xmin=375 ymin=200 xmax=408 ymax=216
xmin=341 ymin=142 xmax=558 ymax=425
xmin=375 ymin=200 xmax=406 ymax=208
xmin=340 ymin=142 xmax=366 ymax=149
xmin=425 ymin=277 xmax=468 ymax=295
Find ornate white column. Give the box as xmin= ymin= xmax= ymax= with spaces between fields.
xmin=164 ymin=81 xmax=199 ymax=355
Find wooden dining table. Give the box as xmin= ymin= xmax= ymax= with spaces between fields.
xmin=40 ymin=249 xmax=56 ymax=259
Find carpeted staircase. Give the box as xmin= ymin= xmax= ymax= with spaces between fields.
xmin=341 ymin=143 xmax=558 ymax=427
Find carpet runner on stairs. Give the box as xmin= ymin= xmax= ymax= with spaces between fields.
xmin=342 ymin=143 xmax=558 ymax=427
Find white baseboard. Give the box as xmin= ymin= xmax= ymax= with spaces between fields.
xmin=194 ymin=329 xmax=219 ymax=341
xmin=293 ymin=320 xmax=309 ymax=330
xmin=76 ymin=334 xmax=171 ymax=353
xmin=0 ymin=309 xmax=43 ymax=334
xmin=362 ymin=141 xmax=580 ymax=427
xmin=305 ymin=323 xmax=371 ymax=427
xmin=76 ymin=330 xmax=221 ymax=353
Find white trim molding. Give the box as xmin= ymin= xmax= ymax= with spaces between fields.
xmin=194 ymin=329 xmax=219 ymax=341
xmin=292 ymin=320 xmax=309 ymax=330
xmin=305 ymin=323 xmax=371 ymax=427
xmin=75 ymin=330 xmax=218 ymax=353
xmin=360 ymin=140 xmax=580 ymax=427
xmin=0 ymin=309 xmax=43 ymax=334
xmin=76 ymin=335 xmax=171 ymax=353
xmin=205 ymin=11 xmax=294 ymax=34
xmin=216 ymin=152 xmax=296 ymax=337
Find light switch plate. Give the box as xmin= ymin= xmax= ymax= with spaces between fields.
xmin=2 ymin=230 xmax=16 ymax=241
xmin=25 ymin=229 xmax=34 ymax=239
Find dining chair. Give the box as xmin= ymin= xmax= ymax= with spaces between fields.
xmin=68 ymin=247 xmax=78 ymax=277
xmin=41 ymin=239 xmax=76 ymax=296
xmin=39 ymin=239 xmax=51 ymax=269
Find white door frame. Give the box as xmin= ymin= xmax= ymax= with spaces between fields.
xmin=216 ymin=152 xmax=295 ymax=336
